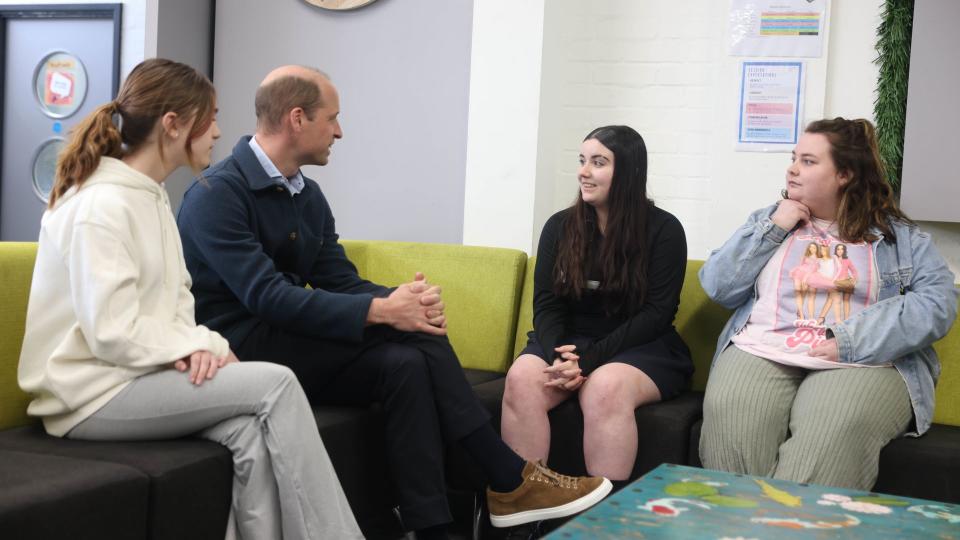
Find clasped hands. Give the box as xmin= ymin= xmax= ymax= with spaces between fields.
xmin=368 ymin=272 xmax=447 ymax=336
xmin=543 ymin=344 xmax=586 ymax=391
xmin=540 ymin=339 xmax=837 ymax=390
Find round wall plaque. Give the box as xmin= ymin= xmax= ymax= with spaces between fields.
xmin=303 ymin=0 xmax=379 ymax=11
xmin=34 ymin=51 xmax=88 ymax=119
xmin=32 ymin=137 xmax=65 ymax=203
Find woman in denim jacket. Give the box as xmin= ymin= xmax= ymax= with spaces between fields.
xmin=698 ymin=117 xmax=957 ymax=490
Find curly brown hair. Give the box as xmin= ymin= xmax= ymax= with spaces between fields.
xmin=804 ymin=117 xmax=912 ymax=243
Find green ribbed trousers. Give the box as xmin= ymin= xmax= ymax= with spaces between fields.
xmin=699 ymin=345 xmax=913 ymax=490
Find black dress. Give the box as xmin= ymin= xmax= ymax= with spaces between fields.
xmin=520 ymin=205 xmax=693 ymax=399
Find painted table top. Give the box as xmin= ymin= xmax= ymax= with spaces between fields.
xmin=547 ymin=464 xmax=959 ymax=539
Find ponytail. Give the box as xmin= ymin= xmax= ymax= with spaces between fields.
xmin=47 ymin=58 xmax=216 ymax=209
xmin=49 ymin=101 xmax=123 ymax=208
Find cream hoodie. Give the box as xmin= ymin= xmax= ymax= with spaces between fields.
xmin=18 ymin=157 xmax=229 ymax=436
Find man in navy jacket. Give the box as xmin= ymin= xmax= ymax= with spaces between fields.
xmin=177 ymin=65 xmax=611 ymax=538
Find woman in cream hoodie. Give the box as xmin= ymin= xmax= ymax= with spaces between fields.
xmin=18 ymin=58 xmax=362 ymax=540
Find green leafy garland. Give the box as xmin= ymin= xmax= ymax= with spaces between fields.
xmin=874 ymin=0 xmax=914 ymax=194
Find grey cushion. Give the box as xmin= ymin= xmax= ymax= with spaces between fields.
xmin=0 ymin=424 xmax=232 ymax=540
xmin=0 ymin=449 xmax=148 ymax=540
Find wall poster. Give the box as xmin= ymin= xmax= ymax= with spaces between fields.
xmin=737 ymin=61 xmax=805 ymax=152
xmin=729 ymin=0 xmax=828 ymax=57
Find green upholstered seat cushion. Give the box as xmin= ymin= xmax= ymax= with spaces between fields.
xmin=934 ymin=311 xmax=960 ymax=426
xmin=341 ymin=240 xmax=527 ymax=373
xmin=675 ymin=261 xmax=732 ymax=392
xmin=0 ymin=243 xmax=38 ymax=430
xmin=513 ymin=256 xmax=536 ymax=360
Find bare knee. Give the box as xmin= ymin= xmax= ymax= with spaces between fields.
xmin=579 ymin=375 xmax=634 ymax=421
xmin=503 ymin=355 xmax=551 ymax=411
xmin=580 ymin=366 xmax=659 ymax=420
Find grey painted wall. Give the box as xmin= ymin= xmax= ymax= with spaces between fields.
xmin=155 ymin=0 xmax=211 ymax=78
xmin=901 ymin=0 xmax=960 ymax=223
xmin=210 ymin=0 xmax=473 ymax=243
xmin=154 ymin=0 xmax=214 ymax=211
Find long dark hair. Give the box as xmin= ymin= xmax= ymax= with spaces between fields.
xmin=50 ymin=58 xmax=216 ymax=208
xmin=554 ymin=125 xmax=651 ymax=314
xmin=804 ymin=118 xmax=911 ymax=243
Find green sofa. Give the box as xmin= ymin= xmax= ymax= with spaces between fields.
xmin=0 ymin=240 xmax=532 ymax=539
xmin=2 ymin=240 xmax=959 ymax=539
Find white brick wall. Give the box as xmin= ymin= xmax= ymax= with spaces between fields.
xmin=536 ymin=0 xmax=730 ymax=259
xmin=532 ymin=0 xmax=880 ymax=261
xmin=471 ymin=0 xmax=959 ymax=282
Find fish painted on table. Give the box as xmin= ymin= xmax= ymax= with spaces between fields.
xmin=638 ymin=497 xmax=712 ymax=517
xmin=817 ymin=495 xmax=893 ymax=514
xmin=907 ymin=504 xmax=960 ymax=524
xmin=751 ymin=514 xmax=861 ymax=530
xmin=755 ymin=479 xmax=802 ymax=507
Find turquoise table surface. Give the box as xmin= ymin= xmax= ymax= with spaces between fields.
xmin=547 ymin=463 xmax=959 ymax=539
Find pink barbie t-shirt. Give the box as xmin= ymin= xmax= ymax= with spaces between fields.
xmin=731 ymin=218 xmax=884 ymax=369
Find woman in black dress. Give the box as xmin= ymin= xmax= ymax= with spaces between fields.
xmin=501 ymin=125 xmax=692 ymax=481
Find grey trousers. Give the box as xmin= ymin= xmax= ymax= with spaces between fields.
xmin=69 ymin=362 xmax=363 ymax=540
xmin=699 ymin=345 xmax=913 ymax=490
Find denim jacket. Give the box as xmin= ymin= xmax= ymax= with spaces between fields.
xmin=699 ymin=204 xmax=958 ymax=435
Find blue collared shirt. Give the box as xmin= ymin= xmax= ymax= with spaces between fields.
xmin=248 ymin=136 xmax=305 ymax=196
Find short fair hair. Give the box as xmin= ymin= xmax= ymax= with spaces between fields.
xmin=254 ymin=68 xmax=328 ymax=133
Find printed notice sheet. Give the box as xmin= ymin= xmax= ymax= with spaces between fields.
xmin=737 ymin=61 xmax=804 ymax=152
xmin=729 ymin=0 xmax=827 ymax=57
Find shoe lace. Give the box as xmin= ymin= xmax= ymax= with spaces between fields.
xmin=531 ymin=461 xmax=579 ymax=489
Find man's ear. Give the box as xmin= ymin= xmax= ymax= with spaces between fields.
xmin=288 ymin=107 xmax=304 ymax=133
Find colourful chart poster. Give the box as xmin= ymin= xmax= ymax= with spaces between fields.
xmin=737 ymin=61 xmax=804 ymax=152
xmin=760 ymin=11 xmax=820 ymax=36
xmin=729 ymin=0 xmax=828 ymax=57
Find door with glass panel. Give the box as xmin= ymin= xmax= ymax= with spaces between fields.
xmin=0 ymin=5 xmax=120 ymax=241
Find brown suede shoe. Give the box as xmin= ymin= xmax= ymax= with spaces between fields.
xmin=487 ymin=461 xmax=612 ymax=528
